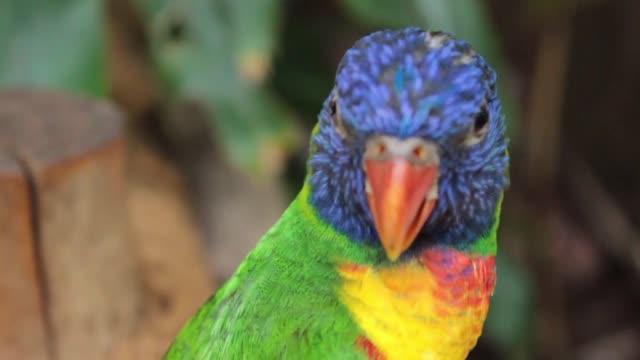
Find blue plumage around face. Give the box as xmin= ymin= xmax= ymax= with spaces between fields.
xmin=308 ymin=28 xmax=509 ymax=252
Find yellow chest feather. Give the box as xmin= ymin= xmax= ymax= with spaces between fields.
xmin=339 ymin=249 xmax=496 ymax=360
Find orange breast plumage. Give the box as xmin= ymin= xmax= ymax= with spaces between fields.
xmin=339 ymin=247 xmax=496 ymax=360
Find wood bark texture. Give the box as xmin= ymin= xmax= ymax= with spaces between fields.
xmin=0 ymin=90 xmax=140 ymax=360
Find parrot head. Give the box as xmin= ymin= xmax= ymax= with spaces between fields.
xmin=308 ymin=28 xmax=509 ymax=261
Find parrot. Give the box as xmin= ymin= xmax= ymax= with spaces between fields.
xmin=165 ymin=27 xmax=509 ymax=360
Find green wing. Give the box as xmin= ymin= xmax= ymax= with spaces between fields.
xmin=164 ymin=196 xmax=369 ymax=359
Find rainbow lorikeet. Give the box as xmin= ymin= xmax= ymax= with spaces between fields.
xmin=165 ymin=28 xmax=509 ymax=360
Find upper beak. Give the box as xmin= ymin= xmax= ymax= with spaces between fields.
xmin=364 ymin=136 xmax=439 ymax=261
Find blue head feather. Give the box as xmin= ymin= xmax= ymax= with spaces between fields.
xmin=308 ymin=28 xmax=509 ymax=253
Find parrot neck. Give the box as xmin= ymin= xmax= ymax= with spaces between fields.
xmin=294 ymin=181 xmax=499 ymax=360
xmin=462 ymin=193 xmax=502 ymax=256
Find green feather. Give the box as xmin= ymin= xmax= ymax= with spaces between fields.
xmin=165 ymin=181 xmax=503 ymax=359
xmin=467 ymin=193 xmax=502 ymax=256
xmin=164 ymin=182 xmax=379 ymax=359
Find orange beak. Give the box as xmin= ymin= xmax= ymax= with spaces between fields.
xmin=365 ymin=157 xmax=438 ymax=261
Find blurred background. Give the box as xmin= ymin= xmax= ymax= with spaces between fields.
xmin=1 ymin=0 xmax=639 ymax=359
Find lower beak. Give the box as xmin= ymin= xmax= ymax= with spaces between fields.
xmin=365 ymin=158 xmax=438 ymax=261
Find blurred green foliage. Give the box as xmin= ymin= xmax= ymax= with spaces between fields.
xmin=135 ymin=0 xmax=299 ymax=177
xmin=0 ymin=0 xmax=519 ymax=175
xmin=0 ymin=0 xmax=105 ymax=95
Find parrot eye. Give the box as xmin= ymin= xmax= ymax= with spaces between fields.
xmin=329 ymin=97 xmax=338 ymax=117
xmin=330 ymin=94 xmax=352 ymax=139
xmin=464 ymin=103 xmax=490 ymax=146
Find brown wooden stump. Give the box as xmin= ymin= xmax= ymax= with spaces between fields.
xmin=108 ymin=137 xmax=214 ymax=360
xmin=0 ymin=154 xmax=48 ymax=360
xmin=0 ymin=90 xmax=140 ymax=360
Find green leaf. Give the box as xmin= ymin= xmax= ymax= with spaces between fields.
xmin=213 ymin=89 xmax=300 ymax=177
xmin=340 ymin=0 xmax=422 ymax=28
xmin=224 ymin=0 xmax=283 ymax=83
xmin=0 ymin=0 xmax=106 ymax=95
xmin=145 ymin=0 xmax=232 ymax=98
xmin=140 ymin=0 xmax=297 ymax=176
xmin=413 ymin=0 xmax=456 ymax=30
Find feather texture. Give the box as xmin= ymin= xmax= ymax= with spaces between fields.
xmin=165 ymin=28 xmax=508 ymax=360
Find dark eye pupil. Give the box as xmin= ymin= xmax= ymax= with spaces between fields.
xmin=330 ymin=96 xmax=352 ymax=139
xmin=474 ymin=108 xmax=489 ymax=132
xmin=329 ymin=100 xmax=337 ymax=116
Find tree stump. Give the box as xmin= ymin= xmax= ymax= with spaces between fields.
xmin=0 ymin=89 xmax=140 ymax=360
xmin=0 ymin=152 xmax=48 ymax=360
xmin=107 ymin=136 xmax=214 ymax=360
